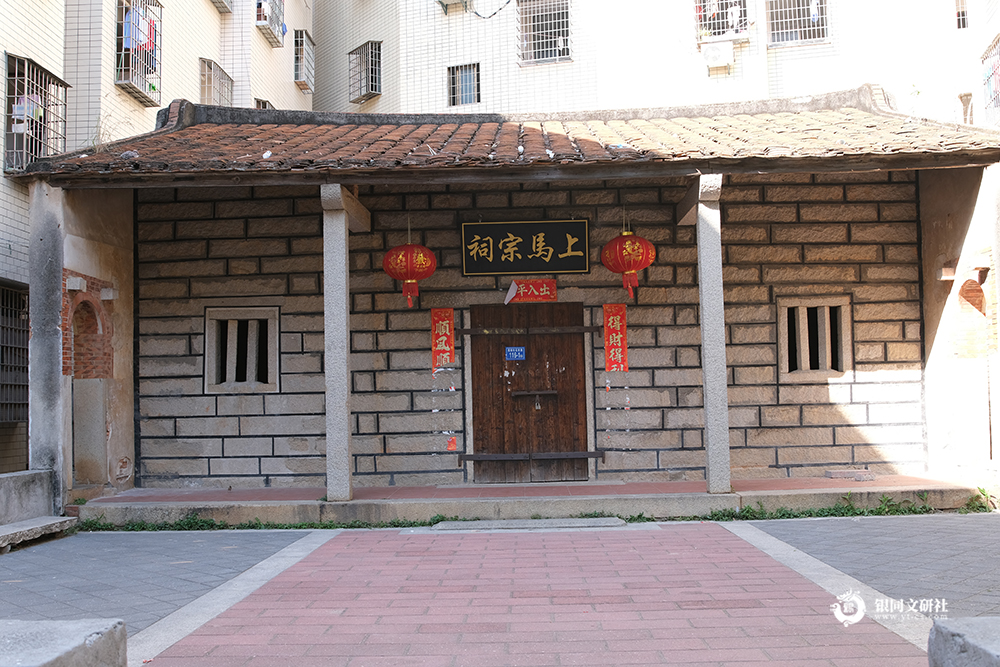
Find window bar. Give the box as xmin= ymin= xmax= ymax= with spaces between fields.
xmin=5 ymin=55 xmax=67 ymax=171
xmin=794 ymin=306 xmax=810 ymax=372
xmin=815 ymin=306 xmax=832 ymax=371
xmin=226 ymin=319 xmax=239 ymax=383
xmin=245 ymin=319 xmax=260 ymax=385
xmin=0 ymin=287 xmax=28 ymax=423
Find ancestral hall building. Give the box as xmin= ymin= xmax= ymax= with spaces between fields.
xmin=16 ymin=85 xmax=1000 ymax=506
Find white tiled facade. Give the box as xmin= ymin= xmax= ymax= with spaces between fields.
xmin=314 ymin=0 xmax=1000 ymax=127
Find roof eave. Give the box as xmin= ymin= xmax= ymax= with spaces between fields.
xmin=25 ymin=149 xmax=1000 ymax=189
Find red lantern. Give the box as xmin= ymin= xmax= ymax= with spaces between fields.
xmin=383 ymin=243 xmax=437 ymax=307
xmin=601 ymin=231 xmax=656 ymax=299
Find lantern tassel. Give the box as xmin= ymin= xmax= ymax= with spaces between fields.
xmin=623 ymin=272 xmax=638 ymax=299
xmin=403 ymin=280 xmax=418 ymax=308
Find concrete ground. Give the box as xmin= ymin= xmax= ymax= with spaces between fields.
xmin=0 ymin=513 xmax=997 ymax=666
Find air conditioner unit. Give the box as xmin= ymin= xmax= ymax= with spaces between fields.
xmin=702 ymin=40 xmax=735 ymax=68
xmin=436 ymin=0 xmax=472 ymax=14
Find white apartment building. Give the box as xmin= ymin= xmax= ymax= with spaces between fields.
xmin=315 ymin=0 xmax=1000 ymax=127
xmin=1 ymin=0 xmax=313 ymax=483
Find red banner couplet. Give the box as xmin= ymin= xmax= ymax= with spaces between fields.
xmin=604 ymin=304 xmax=628 ymax=372
xmin=431 ymin=308 xmax=455 ymax=366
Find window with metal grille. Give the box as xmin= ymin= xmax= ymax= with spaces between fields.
xmin=695 ymin=0 xmax=749 ymax=40
xmin=209 ymin=0 xmax=232 ymax=12
xmin=204 ymin=307 xmax=279 ymax=394
xmin=767 ymin=0 xmax=828 ymax=45
xmin=199 ymin=59 xmax=233 ymax=107
xmin=255 ymin=98 xmax=274 ymax=109
xmin=349 ymin=41 xmax=382 ymax=104
xmin=984 ymin=35 xmax=1000 ymax=125
xmin=448 ymin=63 xmax=480 ymax=106
xmin=256 ymin=0 xmax=285 ymax=47
xmin=4 ymin=55 xmax=67 ymax=172
xmin=115 ymin=0 xmax=162 ymax=106
xmin=778 ymin=296 xmax=852 ymax=382
xmin=957 ymin=0 xmax=969 ymax=27
xmin=0 ymin=286 xmax=28 ymax=424
xmin=294 ymin=30 xmax=315 ymax=93
xmin=517 ymin=0 xmax=571 ymax=64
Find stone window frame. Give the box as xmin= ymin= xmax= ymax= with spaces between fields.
xmin=204 ymin=307 xmax=280 ymax=394
xmin=776 ymin=295 xmax=854 ymax=384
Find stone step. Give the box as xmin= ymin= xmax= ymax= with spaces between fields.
xmin=929 ymin=617 xmax=1000 ymax=666
xmin=0 ymin=516 xmax=77 ymax=554
xmin=433 ymin=517 xmax=627 ymax=531
xmin=0 ymin=618 xmax=125 ymax=667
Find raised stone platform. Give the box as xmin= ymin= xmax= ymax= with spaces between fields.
xmin=77 ymin=475 xmax=979 ymax=526
xmin=432 ymin=517 xmax=627 ymax=531
xmin=0 ymin=516 xmax=77 ymax=554
xmin=929 ymin=617 xmax=1000 ymax=666
xmin=0 ymin=618 xmax=125 ymax=667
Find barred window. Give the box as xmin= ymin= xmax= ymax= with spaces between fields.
xmin=208 ymin=0 xmax=232 ymax=12
xmin=256 ymin=0 xmax=285 ymax=47
xmin=778 ymin=296 xmax=852 ymax=383
xmin=349 ymin=41 xmax=382 ymax=104
xmin=957 ymin=0 xmax=969 ymax=28
xmin=517 ymin=0 xmax=571 ymax=64
xmin=255 ymin=98 xmax=274 ymax=109
xmin=4 ymin=55 xmax=67 ymax=172
xmin=294 ymin=30 xmax=315 ymax=93
xmin=448 ymin=63 xmax=480 ymax=106
xmin=115 ymin=0 xmax=162 ymax=107
xmin=767 ymin=0 xmax=828 ymax=45
xmin=983 ymin=36 xmax=1000 ymax=124
xmin=204 ymin=308 xmax=279 ymax=394
xmin=695 ymin=0 xmax=749 ymax=40
xmin=199 ymin=59 xmax=233 ymax=107
xmin=0 ymin=286 xmax=28 ymax=424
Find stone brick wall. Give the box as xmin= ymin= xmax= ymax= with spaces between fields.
xmin=720 ymin=172 xmax=924 ymax=477
xmin=134 ymin=170 xmax=927 ymax=488
xmin=349 ymin=171 xmax=926 ymax=485
xmin=136 ymin=185 xmax=326 ymax=488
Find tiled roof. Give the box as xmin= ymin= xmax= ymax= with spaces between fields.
xmin=21 ymin=86 xmax=1000 ymax=186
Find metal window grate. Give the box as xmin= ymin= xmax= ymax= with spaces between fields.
xmin=294 ymin=30 xmax=315 ymax=93
xmin=448 ymin=63 xmax=480 ymax=106
xmin=957 ymin=0 xmax=969 ymax=28
xmin=767 ymin=0 xmax=828 ymax=45
xmin=209 ymin=0 xmax=232 ymax=12
xmin=695 ymin=1 xmax=749 ymax=40
xmin=517 ymin=0 xmax=571 ymax=64
xmin=0 ymin=287 xmax=28 ymax=424
xmin=983 ymin=35 xmax=1000 ymax=124
xmin=115 ymin=0 xmax=162 ymax=107
xmin=199 ymin=59 xmax=233 ymax=107
xmin=255 ymin=98 xmax=274 ymax=109
xmin=349 ymin=41 xmax=382 ymax=104
xmin=256 ymin=0 xmax=284 ymax=47
xmin=4 ymin=55 xmax=67 ymax=172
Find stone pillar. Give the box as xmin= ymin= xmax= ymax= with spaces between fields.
xmin=321 ymin=185 xmax=370 ymax=501
xmin=694 ymin=175 xmax=731 ymax=493
xmin=28 ymin=181 xmax=67 ymax=514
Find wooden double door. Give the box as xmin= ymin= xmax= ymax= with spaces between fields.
xmin=470 ymin=302 xmax=589 ymax=483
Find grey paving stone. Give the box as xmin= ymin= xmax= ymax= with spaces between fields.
xmin=0 ymin=530 xmax=308 ymax=635
xmin=753 ymin=513 xmax=1000 ymax=617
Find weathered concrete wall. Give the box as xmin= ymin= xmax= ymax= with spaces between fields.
xmin=62 ymin=189 xmax=135 ymax=495
xmin=922 ymin=166 xmax=1000 ymax=491
xmin=136 ymin=186 xmax=326 ymax=488
xmin=0 ymin=470 xmax=53 ymax=524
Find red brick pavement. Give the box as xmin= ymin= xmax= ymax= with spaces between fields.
xmin=148 ymin=524 xmax=926 ymax=666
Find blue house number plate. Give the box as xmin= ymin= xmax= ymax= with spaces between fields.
xmin=505 ymin=346 xmax=526 ymax=361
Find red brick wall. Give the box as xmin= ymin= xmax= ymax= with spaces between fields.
xmin=62 ymin=270 xmax=113 ymax=378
